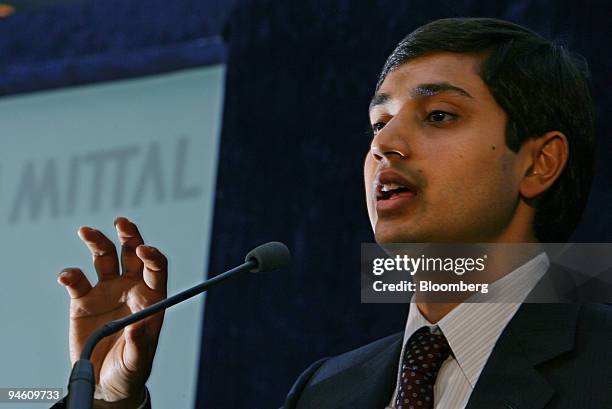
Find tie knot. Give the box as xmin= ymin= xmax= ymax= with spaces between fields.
xmin=395 ymin=327 xmax=451 ymax=409
xmin=403 ymin=326 xmax=451 ymax=378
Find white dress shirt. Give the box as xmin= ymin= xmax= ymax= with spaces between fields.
xmin=387 ymin=253 xmax=550 ymax=409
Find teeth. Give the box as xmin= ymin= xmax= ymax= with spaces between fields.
xmin=381 ymin=183 xmax=408 ymax=192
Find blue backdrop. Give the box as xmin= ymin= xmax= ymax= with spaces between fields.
xmin=0 ymin=0 xmax=228 ymax=96
xmin=198 ymin=1 xmax=611 ymax=408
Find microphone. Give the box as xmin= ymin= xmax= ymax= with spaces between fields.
xmin=66 ymin=241 xmax=290 ymax=409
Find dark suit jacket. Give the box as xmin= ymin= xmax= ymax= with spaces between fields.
xmin=281 ymin=303 xmax=612 ymax=409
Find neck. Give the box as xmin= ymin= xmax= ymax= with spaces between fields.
xmin=415 ymin=216 xmax=541 ymax=323
xmin=416 ymin=302 xmax=458 ymax=324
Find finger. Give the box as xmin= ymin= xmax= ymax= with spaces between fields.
xmin=136 ymin=245 xmax=168 ymax=293
xmin=114 ymin=217 xmax=144 ymax=279
xmin=57 ymin=268 xmax=93 ymax=299
xmin=78 ymin=227 xmax=120 ymax=282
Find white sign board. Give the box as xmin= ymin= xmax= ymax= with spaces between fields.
xmin=0 ymin=66 xmax=225 ymax=409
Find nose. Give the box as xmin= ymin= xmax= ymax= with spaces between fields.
xmin=370 ymin=145 xmax=408 ymax=162
xmin=369 ymin=118 xmax=410 ymax=163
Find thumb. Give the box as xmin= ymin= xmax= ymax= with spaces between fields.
xmin=122 ymin=321 xmax=151 ymax=375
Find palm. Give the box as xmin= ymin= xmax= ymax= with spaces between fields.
xmin=59 ymin=218 xmax=167 ymax=404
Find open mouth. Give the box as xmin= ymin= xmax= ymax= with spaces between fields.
xmin=373 ymin=170 xmax=419 ymax=212
xmin=376 ymin=182 xmax=416 ymax=201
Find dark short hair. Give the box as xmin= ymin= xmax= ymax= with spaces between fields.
xmin=377 ymin=17 xmax=594 ymax=242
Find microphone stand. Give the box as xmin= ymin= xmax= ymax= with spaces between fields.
xmin=66 ymin=259 xmax=257 ymax=409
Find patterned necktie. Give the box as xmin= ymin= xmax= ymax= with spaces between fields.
xmin=394 ymin=326 xmax=451 ymax=409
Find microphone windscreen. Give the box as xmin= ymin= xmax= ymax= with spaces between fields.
xmin=245 ymin=241 xmax=291 ymax=272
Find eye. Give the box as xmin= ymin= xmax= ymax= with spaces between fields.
xmin=425 ymin=110 xmax=457 ymax=123
xmin=371 ymin=122 xmax=387 ymax=135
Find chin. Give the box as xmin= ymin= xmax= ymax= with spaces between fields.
xmin=374 ymin=224 xmax=424 ymax=244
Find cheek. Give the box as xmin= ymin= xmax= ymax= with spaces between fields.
xmin=473 ymin=160 xmax=519 ymax=227
xmin=363 ymin=155 xmax=377 ymax=225
xmin=430 ymin=147 xmax=518 ymax=210
xmin=363 ymin=154 xmax=377 ymax=190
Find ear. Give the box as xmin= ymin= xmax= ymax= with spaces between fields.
xmin=520 ymin=131 xmax=569 ymax=199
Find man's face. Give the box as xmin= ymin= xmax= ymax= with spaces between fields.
xmin=364 ymin=52 xmax=526 ymax=243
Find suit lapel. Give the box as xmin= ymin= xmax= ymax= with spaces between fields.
xmin=466 ymin=303 xmax=580 ymax=409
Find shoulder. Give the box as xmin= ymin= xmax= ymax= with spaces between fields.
xmin=528 ymin=304 xmax=612 ymax=381
xmin=281 ymin=332 xmax=402 ymax=409
xmin=561 ymin=304 xmax=611 ymax=405
xmin=309 ymin=332 xmax=403 ymax=382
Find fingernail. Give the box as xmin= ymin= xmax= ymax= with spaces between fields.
xmin=77 ymin=227 xmax=90 ymax=238
xmin=116 ymin=216 xmax=130 ymax=226
xmin=57 ymin=271 xmax=69 ymax=284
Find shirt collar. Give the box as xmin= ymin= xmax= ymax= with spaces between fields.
xmin=401 ymin=252 xmax=550 ymax=387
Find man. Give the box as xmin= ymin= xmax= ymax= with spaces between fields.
xmin=54 ymin=18 xmax=611 ymax=408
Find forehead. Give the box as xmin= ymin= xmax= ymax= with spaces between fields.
xmin=371 ymin=52 xmax=491 ymax=112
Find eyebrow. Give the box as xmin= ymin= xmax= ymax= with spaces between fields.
xmin=369 ymin=93 xmax=391 ymax=109
xmin=369 ymin=82 xmax=473 ymax=110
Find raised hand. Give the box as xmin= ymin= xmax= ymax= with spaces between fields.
xmin=57 ymin=217 xmax=167 ymax=408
